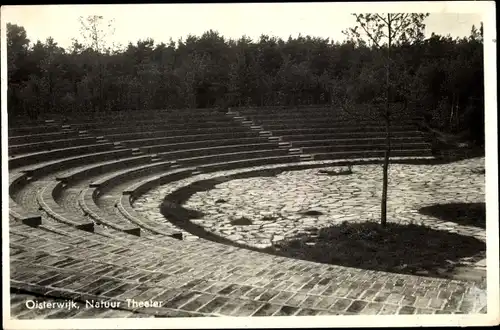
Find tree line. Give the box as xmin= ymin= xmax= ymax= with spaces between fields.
xmin=7 ymin=16 xmax=483 ymax=143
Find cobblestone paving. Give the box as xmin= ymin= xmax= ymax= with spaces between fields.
xmin=130 ymin=157 xmax=488 ymax=316
xmin=9 ymin=213 xmax=488 ymax=318
xmin=136 ymin=158 xmax=485 ymax=249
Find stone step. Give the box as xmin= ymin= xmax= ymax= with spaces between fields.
xmin=268 ymin=136 xmax=281 ymax=142
xmin=150 ymin=154 xmax=162 ymax=162
xmin=259 ymin=131 xmax=272 ymax=137
xmin=278 ymin=142 xmax=292 ymax=148
xmin=250 ymin=125 xmax=262 ymax=130
xmin=300 ymin=154 xmax=314 ymax=161
xmin=170 ymin=161 xmax=181 ymax=168
xmin=474 ymin=258 xmax=486 ymax=268
xmin=233 ymin=116 xmax=246 ymax=121
xmin=242 ymin=120 xmax=254 ymax=126
xmin=61 ymin=124 xmax=71 ymax=129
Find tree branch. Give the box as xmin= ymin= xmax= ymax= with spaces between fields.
xmin=353 ymin=14 xmax=382 ymax=48
xmin=377 ymin=14 xmax=390 ymax=26
xmin=392 ymin=14 xmax=411 ymax=40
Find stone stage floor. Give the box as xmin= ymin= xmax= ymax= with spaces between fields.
xmin=131 ymin=157 xmax=488 ymax=315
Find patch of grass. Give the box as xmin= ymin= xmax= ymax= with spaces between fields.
xmin=230 ymin=217 xmax=253 ymax=226
xmin=272 ymin=221 xmax=485 ymax=278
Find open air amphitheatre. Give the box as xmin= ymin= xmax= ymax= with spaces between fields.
xmin=7 ymin=104 xmax=489 ymax=319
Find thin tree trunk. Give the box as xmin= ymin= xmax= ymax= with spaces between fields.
xmin=381 ymin=114 xmax=391 ymax=227
xmin=381 ymin=13 xmax=393 ymax=228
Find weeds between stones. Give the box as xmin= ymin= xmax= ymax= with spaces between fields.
xmin=317 ymin=165 xmax=353 ymax=176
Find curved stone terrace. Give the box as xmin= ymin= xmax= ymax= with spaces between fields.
xmin=6 ymin=107 xmax=490 ymax=322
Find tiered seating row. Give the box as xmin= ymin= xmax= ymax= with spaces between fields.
xmin=231 ymin=107 xmax=433 ymax=161
xmin=9 ymin=143 xmax=118 ymax=169
xmin=9 ymin=109 xmax=289 ymax=241
xmin=8 ymin=136 xmax=106 ymax=156
xmin=9 ymin=173 xmax=42 ymax=226
xmin=7 ymin=109 xmax=230 ymax=135
xmin=37 ymin=181 xmax=95 ymax=232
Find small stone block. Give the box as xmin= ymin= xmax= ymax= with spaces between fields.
xmin=171 ymin=232 xmax=184 ymax=240
xmin=76 ymin=222 xmax=94 ymax=233
xmin=125 ymin=228 xmax=141 ymax=237
xmin=21 ymin=215 xmax=42 ymax=227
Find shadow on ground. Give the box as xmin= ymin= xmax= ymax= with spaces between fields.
xmin=268 ymin=221 xmax=485 ymax=279
xmin=418 ymin=203 xmax=486 ymax=229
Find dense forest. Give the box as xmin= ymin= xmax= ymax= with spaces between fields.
xmin=6 ymin=16 xmax=484 ymax=143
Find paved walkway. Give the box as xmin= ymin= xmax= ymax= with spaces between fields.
xmin=9 ymin=216 xmax=487 ymax=318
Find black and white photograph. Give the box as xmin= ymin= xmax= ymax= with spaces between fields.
xmin=1 ymin=2 xmax=498 ymax=328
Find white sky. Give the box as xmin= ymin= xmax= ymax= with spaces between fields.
xmin=1 ymin=3 xmax=486 ymax=50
